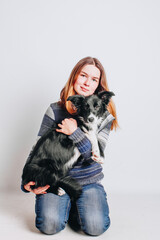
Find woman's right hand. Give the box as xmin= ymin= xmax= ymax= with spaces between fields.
xmin=24 ymin=181 xmax=50 ymax=194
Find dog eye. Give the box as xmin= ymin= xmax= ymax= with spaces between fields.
xmin=94 ymin=104 xmax=100 ymax=109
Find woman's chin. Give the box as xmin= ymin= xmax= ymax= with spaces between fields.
xmin=75 ymin=90 xmax=88 ymax=96
xmin=81 ymin=92 xmax=90 ymax=96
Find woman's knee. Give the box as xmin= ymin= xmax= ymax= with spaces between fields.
xmin=77 ymin=183 xmax=111 ymax=236
xmin=82 ymin=215 xmax=111 ymax=236
xmin=36 ymin=213 xmax=66 ymax=235
xmin=35 ymin=193 xmax=71 ymax=235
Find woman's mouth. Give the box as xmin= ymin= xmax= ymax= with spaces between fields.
xmin=80 ymin=86 xmax=89 ymax=92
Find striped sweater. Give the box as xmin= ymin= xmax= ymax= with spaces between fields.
xmin=22 ymin=101 xmax=115 ymax=191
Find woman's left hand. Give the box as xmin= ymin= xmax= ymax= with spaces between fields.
xmin=56 ymin=118 xmax=77 ymax=135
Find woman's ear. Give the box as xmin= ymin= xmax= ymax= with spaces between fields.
xmin=98 ymin=91 xmax=115 ymax=105
xmin=67 ymin=95 xmax=85 ymax=109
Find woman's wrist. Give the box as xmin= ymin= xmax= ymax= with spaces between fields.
xmin=68 ymin=126 xmax=78 ymax=135
xmin=68 ymin=127 xmax=84 ymax=141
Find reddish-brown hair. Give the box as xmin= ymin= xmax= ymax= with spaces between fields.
xmin=59 ymin=56 xmax=119 ymax=131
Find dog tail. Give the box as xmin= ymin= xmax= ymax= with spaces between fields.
xmin=58 ymin=176 xmax=82 ymax=201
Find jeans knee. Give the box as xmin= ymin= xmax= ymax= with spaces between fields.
xmin=36 ymin=214 xmax=66 ymax=235
xmin=82 ymin=216 xmax=111 ymax=236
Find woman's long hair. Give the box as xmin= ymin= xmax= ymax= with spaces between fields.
xmin=59 ymin=56 xmax=119 ymax=131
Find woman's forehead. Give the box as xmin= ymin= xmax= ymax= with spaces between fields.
xmin=80 ymin=64 xmax=100 ymax=78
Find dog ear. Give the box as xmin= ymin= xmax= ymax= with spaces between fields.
xmin=98 ymin=91 xmax=115 ymax=105
xmin=67 ymin=95 xmax=85 ymax=109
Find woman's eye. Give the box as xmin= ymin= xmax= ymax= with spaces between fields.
xmin=81 ymin=74 xmax=86 ymax=77
xmin=92 ymin=79 xmax=98 ymax=82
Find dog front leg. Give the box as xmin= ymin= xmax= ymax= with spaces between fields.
xmin=85 ymin=130 xmax=104 ymax=164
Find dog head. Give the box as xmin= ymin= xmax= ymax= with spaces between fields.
xmin=67 ymin=91 xmax=115 ymax=124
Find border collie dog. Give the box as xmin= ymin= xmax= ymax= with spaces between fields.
xmin=22 ymin=91 xmax=115 ymax=201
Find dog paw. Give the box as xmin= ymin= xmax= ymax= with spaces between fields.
xmin=91 ymin=154 xmax=104 ymax=164
xmin=57 ymin=187 xmax=66 ymax=196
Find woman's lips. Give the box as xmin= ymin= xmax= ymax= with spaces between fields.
xmin=80 ymin=86 xmax=89 ymax=92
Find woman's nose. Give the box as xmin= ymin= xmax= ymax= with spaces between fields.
xmin=84 ymin=78 xmax=90 ymax=86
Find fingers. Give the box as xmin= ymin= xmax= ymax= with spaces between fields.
xmin=91 ymin=154 xmax=104 ymax=164
xmin=67 ymin=118 xmax=77 ymax=123
xmin=56 ymin=118 xmax=77 ymax=135
xmin=59 ymin=118 xmax=76 ymax=125
xmin=28 ymin=181 xmax=36 ymax=185
xmin=69 ymin=118 xmax=76 ymax=122
xmin=24 ymin=181 xmax=35 ymax=191
xmin=58 ymin=123 xmax=64 ymax=130
xmin=56 ymin=124 xmax=63 ymax=133
xmin=56 ymin=129 xmax=61 ymax=132
xmin=32 ymin=185 xmax=50 ymax=195
xmin=24 ymin=183 xmax=50 ymax=194
xmin=56 ymin=123 xmax=63 ymax=133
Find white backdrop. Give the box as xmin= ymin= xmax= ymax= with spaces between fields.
xmin=0 ymin=0 xmax=160 ymax=195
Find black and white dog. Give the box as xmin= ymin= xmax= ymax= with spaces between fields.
xmin=22 ymin=91 xmax=114 ymax=201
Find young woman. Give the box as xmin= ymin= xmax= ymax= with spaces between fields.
xmin=21 ymin=56 xmax=118 ymax=236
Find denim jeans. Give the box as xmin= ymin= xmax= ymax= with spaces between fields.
xmin=35 ymin=183 xmax=110 ymax=236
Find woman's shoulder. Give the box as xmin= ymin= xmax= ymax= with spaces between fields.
xmin=49 ymin=101 xmax=67 ymax=114
xmin=98 ymin=111 xmax=115 ymax=132
xmin=106 ymin=111 xmax=115 ymax=123
xmin=48 ymin=101 xmax=71 ymax=123
xmin=50 ymin=101 xmax=62 ymax=110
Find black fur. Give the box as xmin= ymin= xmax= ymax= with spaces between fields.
xmin=22 ymin=91 xmax=115 ymax=201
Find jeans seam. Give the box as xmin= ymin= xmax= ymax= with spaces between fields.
xmin=64 ymin=197 xmax=70 ymax=223
xmin=76 ymin=201 xmax=83 ymax=228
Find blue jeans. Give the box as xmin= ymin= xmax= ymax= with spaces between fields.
xmin=35 ymin=183 xmax=110 ymax=236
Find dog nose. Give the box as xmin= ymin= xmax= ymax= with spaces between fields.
xmin=88 ymin=117 xmax=94 ymax=122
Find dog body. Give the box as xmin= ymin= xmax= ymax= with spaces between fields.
xmin=22 ymin=91 xmax=114 ymax=201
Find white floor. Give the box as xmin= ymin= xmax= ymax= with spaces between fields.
xmin=0 ymin=191 xmax=160 ymax=240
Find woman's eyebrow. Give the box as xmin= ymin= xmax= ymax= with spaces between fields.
xmin=81 ymin=71 xmax=99 ymax=79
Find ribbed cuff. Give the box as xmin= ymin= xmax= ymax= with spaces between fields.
xmin=68 ymin=127 xmax=85 ymax=143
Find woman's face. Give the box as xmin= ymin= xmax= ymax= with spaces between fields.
xmin=73 ymin=64 xmax=100 ymax=96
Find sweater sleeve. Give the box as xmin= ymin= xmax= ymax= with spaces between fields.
xmin=68 ymin=127 xmax=92 ymax=160
xmin=37 ymin=106 xmax=56 ymax=137
xmin=97 ymin=115 xmax=115 ymax=153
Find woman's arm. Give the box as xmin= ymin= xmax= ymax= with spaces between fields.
xmin=97 ymin=120 xmax=114 ymax=153
xmin=56 ymin=118 xmax=92 ymax=160
xmin=69 ymin=127 xmax=92 ymax=160
xmin=69 ymin=114 xmax=114 ymax=161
